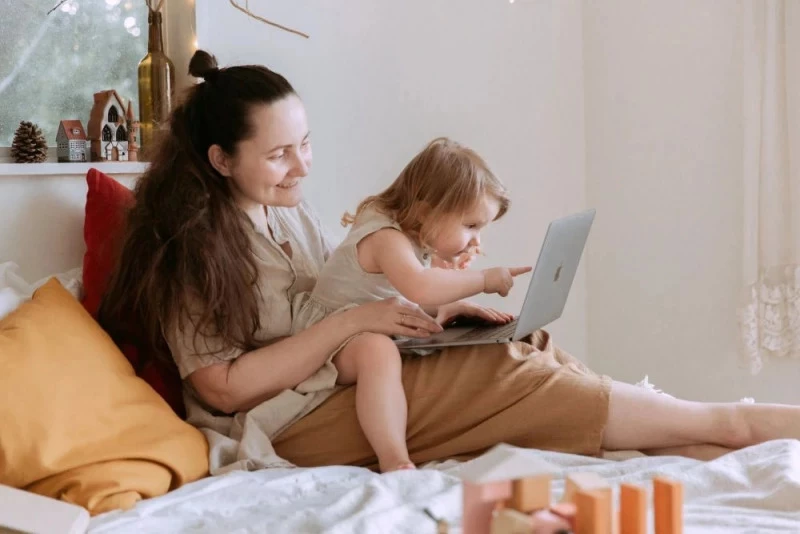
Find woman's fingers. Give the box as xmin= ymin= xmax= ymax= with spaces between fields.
xmin=399 ymin=300 xmax=439 ymax=321
xmin=398 ymin=312 xmax=441 ymax=334
xmin=390 ymin=300 xmax=440 ymax=334
xmin=396 ymin=325 xmax=437 ymax=338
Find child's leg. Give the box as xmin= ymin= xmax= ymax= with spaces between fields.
xmin=333 ymin=333 xmax=414 ymax=472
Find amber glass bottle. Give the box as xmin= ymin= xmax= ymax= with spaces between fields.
xmin=137 ymin=10 xmax=174 ymax=157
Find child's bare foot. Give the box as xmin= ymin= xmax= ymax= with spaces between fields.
xmin=380 ymin=458 xmax=416 ymax=473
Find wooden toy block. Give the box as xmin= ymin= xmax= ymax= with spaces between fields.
xmin=463 ymin=481 xmax=513 ymax=534
xmin=619 ymin=483 xmax=647 ymax=534
xmin=510 ymin=475 xmax=552 ymax=513
xmin=549 ymin=502 xmax=577 ymax=530
xmin=653 ymin=477 xmax=683 ymax=534
xmin=574 ymin=490 xmax=611 ymax=534
xmin=563 ymin=472 xmax=611 ymax=504
xmin=490 ymin=508 xmax=532 ymax=534
xmin=530 ymin=509 xmax=573 ymax=533
xmin=458 ymin=445 xmax=559 ymax=534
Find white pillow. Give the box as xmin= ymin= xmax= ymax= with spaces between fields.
xmin=0 ymin=262 xmax=83 ymax=321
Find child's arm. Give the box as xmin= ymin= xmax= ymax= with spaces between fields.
xmin=362 ymin=228 xmax=530 ymax=307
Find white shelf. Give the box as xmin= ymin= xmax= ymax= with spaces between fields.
xmin=0 ymin=161 xmax=148 ymax=176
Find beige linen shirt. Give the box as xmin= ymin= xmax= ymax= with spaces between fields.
xmin=165 ymin=201 xmax=340 ymax=474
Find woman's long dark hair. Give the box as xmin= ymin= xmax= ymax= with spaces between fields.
xmin=98 ymin=49 xmax=296 ymax=365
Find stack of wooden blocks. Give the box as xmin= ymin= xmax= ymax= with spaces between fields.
xmin=451 ymin=445 xmax=683 ymax=534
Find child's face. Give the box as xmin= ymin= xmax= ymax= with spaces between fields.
xmin=428 ymin=195 xmax=501 ymax=263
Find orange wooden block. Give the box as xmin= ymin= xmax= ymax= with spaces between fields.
xmin=653 ymin=477 xmax=683 ymax=534
xmin=574 ymin=490 xmax=611 ymax=534
xmin=619 ymin=483 xmax=647 ymax=534
xmin=510 ymin=475 xmax=552 ymax=513
xmin=563 ymin=472 xmax=611 ymax=504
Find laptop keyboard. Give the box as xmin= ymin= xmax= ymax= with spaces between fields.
xmin=455 ymin=320 xmax=518 ymax=342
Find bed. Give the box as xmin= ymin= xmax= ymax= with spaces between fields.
xmin=86 ymin=440 xmax=800 ymax=533
xmin=1 ymin=172 xmax=799 ymax=534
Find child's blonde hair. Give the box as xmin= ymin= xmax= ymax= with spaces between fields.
xmin=341 ymin=137 xmax=510 ymax=248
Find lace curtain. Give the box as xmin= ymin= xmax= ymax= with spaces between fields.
xmin=738 ymin=0 xmax=800 ymax=374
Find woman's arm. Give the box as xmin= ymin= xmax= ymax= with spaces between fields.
xmin=188 ymin=298 xmax=441 ymax=414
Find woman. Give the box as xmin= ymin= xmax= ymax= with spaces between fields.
xmin=100 ymin=50 xmax=800 ymax=475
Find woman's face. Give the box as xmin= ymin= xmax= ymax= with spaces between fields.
xmin=221 ymin=95 xmax=312 ymax=211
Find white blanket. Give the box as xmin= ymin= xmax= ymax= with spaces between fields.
xmin=88 ymin=439 xmax=800 ymax=533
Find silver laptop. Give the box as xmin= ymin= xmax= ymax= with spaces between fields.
xmin=394 ymin=209 xmax=595 ymax=350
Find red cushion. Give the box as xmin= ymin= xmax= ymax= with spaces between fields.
xmin=82 ymin=168 xmax=185 ymax=418
xmin=82 ymin=168 xmax=134 ymax=317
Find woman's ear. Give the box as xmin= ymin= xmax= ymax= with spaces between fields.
xmin=208 ymin=144 xmax=233 ymax=176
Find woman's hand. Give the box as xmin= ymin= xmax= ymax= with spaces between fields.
xmin=436 ymin=300 xmax=514 ymax=327
xmin=347 ymin=297 xmax=444 ymax=338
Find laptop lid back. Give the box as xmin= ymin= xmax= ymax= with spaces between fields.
xmin=513 ymin=209 xmax=595 ymax=340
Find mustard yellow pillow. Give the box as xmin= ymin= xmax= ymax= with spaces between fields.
xmin=0 ymin=278 xmax=209 ymax=515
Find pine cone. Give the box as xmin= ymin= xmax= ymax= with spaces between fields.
xmin=11 ymin=121 xmax=48 ymax=163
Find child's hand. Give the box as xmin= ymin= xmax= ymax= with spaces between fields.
xmin=481 ymin=266 xmax=532 ymax=296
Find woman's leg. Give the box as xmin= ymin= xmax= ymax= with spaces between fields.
xmin=642 ymin=444 xmax=734 ymax=461
xmin=333 ymin=333 xmax=414 ymax=472
xmin=273 ymin=329 xmax=800 ymax=469
xmin=274 ymin=330 xmax=612 ymax=470
xmin=603 ymin=380 xmax=800 ymax=452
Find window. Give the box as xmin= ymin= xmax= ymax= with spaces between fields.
xmin=102 ymin=125 xmax=112 ymax=142
xmin=108 ymin=105 xmax=120 ymax=124
xmin=116 ymin=125 xmax=127 ymax=141
xmin=0 ymin=0 xmax=148 ymax=146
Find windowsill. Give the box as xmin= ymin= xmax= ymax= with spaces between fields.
xmin=0 ymin=161 xmax=148 ymax=176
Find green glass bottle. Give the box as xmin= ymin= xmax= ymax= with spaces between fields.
xmin=137 ymin=9 xmax=174 ymax=157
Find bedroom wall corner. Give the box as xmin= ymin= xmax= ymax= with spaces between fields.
xmin=583 ymin=0 xmax=800 ymax=403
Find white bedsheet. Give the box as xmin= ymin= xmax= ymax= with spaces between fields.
xmin=0 ymin=261 xmax=82 ymax=320
xmin=88 ymin=439 xmax=800 ymax=533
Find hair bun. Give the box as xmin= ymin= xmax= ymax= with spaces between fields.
xmin=189 ymin=49 xmax=220 ymax=81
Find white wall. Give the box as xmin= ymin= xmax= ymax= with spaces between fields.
xmin=9 ymin=1 xmax=796 ymax=406
xmin=0 ymin=172 xmax=138 ymax=281
xmin=583 ymin=0 xmax=800 ymax=403
xmin=196 ymin=0 xmax=591 ymax=358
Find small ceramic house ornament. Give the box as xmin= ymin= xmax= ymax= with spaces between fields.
xmin=87 ymin=90 xmax=131 ymax=162
xmin=125 ymin=100 xmax=140 ymax=162
xmin=56 ymin=120 xmax=89 ymax=162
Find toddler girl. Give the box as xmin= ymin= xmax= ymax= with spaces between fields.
xmin=292 ymin=137 xmax=531 ymax=472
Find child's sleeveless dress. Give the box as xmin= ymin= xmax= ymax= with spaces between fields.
xmin=292 ymin=206 xmax=432 ymax=334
